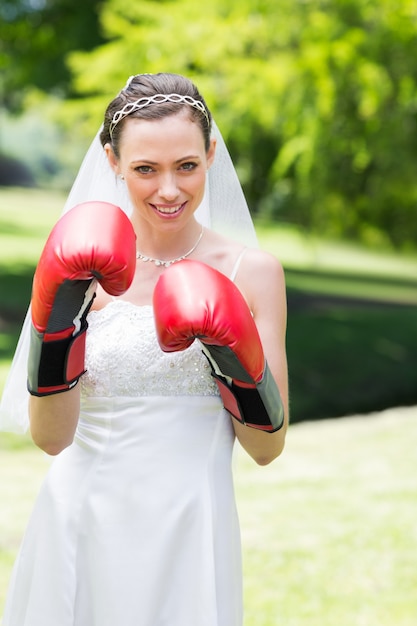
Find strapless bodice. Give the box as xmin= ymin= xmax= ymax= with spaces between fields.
xmin=80 ymin=300 xmax=219 ymax=398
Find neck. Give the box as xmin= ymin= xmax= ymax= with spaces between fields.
xmin=135 ymin=225 xmax=204 ymax=268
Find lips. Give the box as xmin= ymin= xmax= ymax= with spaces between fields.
xmin=151 ymin=202 xmax=186 ymax=215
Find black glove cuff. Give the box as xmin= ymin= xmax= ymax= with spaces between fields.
xmin=212 ymin=362 xmax=284 ymax=433
xmin=27 ymin=323 xmax=87 ymax=396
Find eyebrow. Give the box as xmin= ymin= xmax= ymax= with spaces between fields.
xmin=130 ymin=155 xmax=201 ymax=166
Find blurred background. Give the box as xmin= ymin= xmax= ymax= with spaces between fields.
xmin=1 ymin=0 xmax=416 ymax=423
xmin=0 ymin=1 xmax=417 ymax=623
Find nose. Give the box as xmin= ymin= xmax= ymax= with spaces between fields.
xmin=158 ymin=173 xmax=180 ymax=202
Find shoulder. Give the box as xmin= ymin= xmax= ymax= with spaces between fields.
xmin=240 ymin=247 xmax=284 ymax=278
xmin=196 ymin=228 xmax=246 ymax=274
xmin=235 ymin=248 xmax=286 ymax=315
xmin=236 ymin=247 xmax=285 ymax=289
xmin=197 ymin=229 xmax=286 ymax=299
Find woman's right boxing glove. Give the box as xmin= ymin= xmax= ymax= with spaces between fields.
xmin=28 ymin=201 xmax=136 ymax=396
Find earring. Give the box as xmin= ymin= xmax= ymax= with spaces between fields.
xmin=119 ymin=174 xmax=125 ymax=180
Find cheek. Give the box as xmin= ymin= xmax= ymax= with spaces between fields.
xmin=189 ymin=171 xmax=207 ymax=197
xmin=126 ymin=178 xmax=154 ymax=199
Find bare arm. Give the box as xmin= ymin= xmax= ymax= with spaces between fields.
xmin=232 ymin=250 xmax=289 ymax=465
xmin=29 ymin=386 xmax=80 ymax=455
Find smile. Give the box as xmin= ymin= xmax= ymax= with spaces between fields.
xmin=151 ymin=203 xmax=186 ymax=215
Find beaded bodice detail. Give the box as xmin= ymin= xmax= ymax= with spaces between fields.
xmin=80 ymin=300 xmax=219 ymax=398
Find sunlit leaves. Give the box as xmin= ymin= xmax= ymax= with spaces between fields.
xmin=11 ymin=0 xmax=416 ymax=248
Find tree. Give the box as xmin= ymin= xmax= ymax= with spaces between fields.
xmin=4 ymin=0 xmax=417 ymax=248
xmin=0 ymin=0 xmax=104 ymax=110
xmin=66 ymin=0 xmax=297 ymax=205
xmin=65 ymin=0 xmax=417 ymax=248
xmin=266 ymin=0 xmax=417 ymax=248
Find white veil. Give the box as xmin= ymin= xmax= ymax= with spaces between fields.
xmin=0 ymin=121 xmax=258 ymax=433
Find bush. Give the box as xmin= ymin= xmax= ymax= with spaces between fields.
xmin=0 ymin=154 xmax=35 ymax=187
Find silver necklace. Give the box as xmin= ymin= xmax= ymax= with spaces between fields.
xmin=136 ymin=227 xmax=204 ymax=268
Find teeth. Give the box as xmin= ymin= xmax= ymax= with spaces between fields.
xmin=155 ymin=204 xmax=182 ymax=214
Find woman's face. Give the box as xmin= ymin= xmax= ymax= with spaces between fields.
xmin=105 ymin=111 xmax=215 ymax=232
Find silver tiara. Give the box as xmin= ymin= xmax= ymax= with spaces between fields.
xmin=109 ymin=93 xmax=209 ymax=139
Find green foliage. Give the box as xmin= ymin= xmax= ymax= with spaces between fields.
xmin=3 ymin=0 xmax=417 ymax=248
xmin=273 ymin=0 xmax=417 ymax=250
xmin=0 ymin=104 xmax=89 ymax=189
xmin=0 ymin=0 xmax=104 ymax=110
xmin=286 ymin=300 xmax=417 ymax=421
xmin=63 ymin=0 xmax=417 ymax=249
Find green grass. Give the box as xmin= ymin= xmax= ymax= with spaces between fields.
xmin=1 ymin=406 xmax=416 ymax=623
xmin=0 ymin=436 xmax=49 ymax=615
xmin=0 ymin=187 xmax=64 ymax=265
xmin=0 ymin=187 xmax=64 ymax=324
xmin=256 ymin=223 xmax=417 ymax=283
xmin=287 ymin=306 xmax=417 ymax=420
xmin=236 ymin=405 xmax=417 ymax=625
xmin=256 ymin=224 xmax=417 ymax=421
xmin=258 ymin=222 xmax=417 ymax=305
xmin=0 ymin=188 xmax=65 ymax=392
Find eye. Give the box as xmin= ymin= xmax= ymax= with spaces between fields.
xmin=179 ymin=161 xmax=198 ymax=171
xmin=135 ymin=165 xmax=154 ymax=174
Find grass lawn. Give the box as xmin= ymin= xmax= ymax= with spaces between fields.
xmin=258 ymin=223 xmax=417 ymax=421
xmin=1 ymin=406 xmax=416 ymax=624
xmin=0 ymin=187 xmax=64 ymax=266
xmin=236 ymin=405 xmax=417 ymax=625
xmin=256 ymin=222 xmax=417 ymax=285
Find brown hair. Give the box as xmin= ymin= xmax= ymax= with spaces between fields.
xmin=100 ymin=73 xmax=212 ymax=156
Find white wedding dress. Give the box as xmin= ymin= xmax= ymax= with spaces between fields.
xmin=3 ymin=300 xmax=242 ymax=626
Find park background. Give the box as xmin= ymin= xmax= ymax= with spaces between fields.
xmin=0 ymin=0 xmax=416 ymax=623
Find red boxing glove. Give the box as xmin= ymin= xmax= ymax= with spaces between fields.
xmin=28 ymin=201 xmax=136 ymax=396
xmin=153 ymin=260 xmax=284 ymax=432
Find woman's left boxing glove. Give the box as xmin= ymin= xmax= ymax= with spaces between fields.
xmin=28 ymin=201 xmax=136 ymax=396
xmin=153 ymin=259 xmax=284 ymax=432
